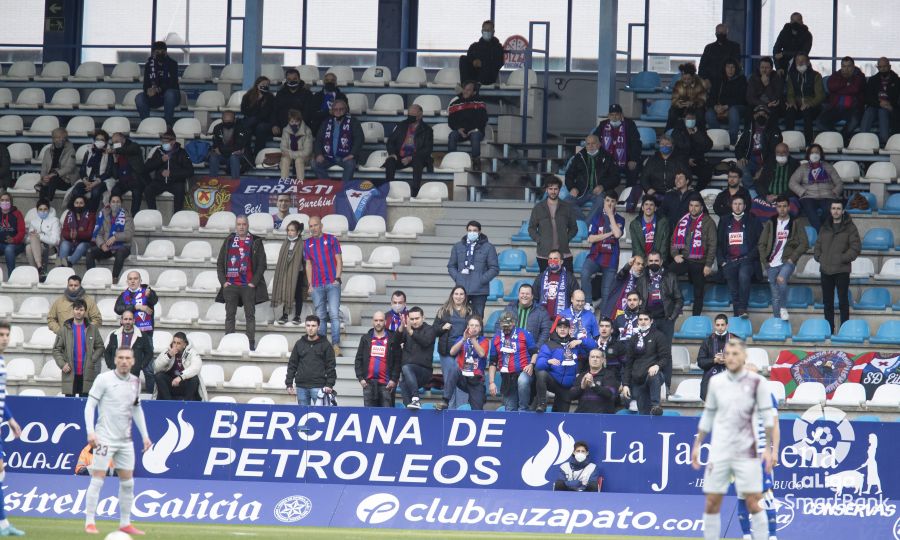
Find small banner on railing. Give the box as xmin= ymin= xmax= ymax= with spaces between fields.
xmin=770 ymin=349 xmax=900 ymax=398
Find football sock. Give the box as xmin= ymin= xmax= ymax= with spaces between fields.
xmin=118 ymin=479 xmax=135 ymax=527
xmin=85 ymin=477 xmax=104 ymax=525
xmin=703 ymin=512 xmax=721 ymax=540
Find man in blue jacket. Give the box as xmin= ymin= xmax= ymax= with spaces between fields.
xmin=533 ymin=318 xmax=588 ymax=413
xmin=560 ymin=290 xmax=599 ymax=351
xmin=717 ymin=197 xmax=762 ymax=318
xmin=447 ymin=220 xmax=499 ymax=317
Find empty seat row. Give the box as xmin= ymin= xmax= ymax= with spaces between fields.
xmin=666 ymin=378 xmax=900 ymax=409
xmin=0 ymin=113 xmax=199 ymax=138
xmin=673 ymin=315 xmax=900 ymax=345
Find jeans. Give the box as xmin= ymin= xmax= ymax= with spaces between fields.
xmin=861 ymin=106 xmax=893 ymax=145
xmin=135 ymin=88 xmax=179 ymax=127
xmin=59 ymin=240 xmax=90 ymax=266
xmin=705 ymin=105 xmax=746 ymax=143
xmin=740 ymin=158 xmax=762 ymax=193
xmin=631 ymin=371 xmax=663 ymax=414
xmin=468 ymin=295 xmax=487 ymax=318
xmin=223 ymin=284 xmax=257 ymax=343
xmin=439 ymin=355 xmax=468 ymax=407
xmin=312 ymin=157 xmax=357 ymax=182
xmin=400 ymin=363 xmax=432 ymax=404
xmin=0 ymin=243 xmax=24 ymax=275
xmin=534 ymin=370 xmax=573 ymax=412
xmin=767 ymin=262 xmax=795 ymax=317
xmin=821 ymin=272 xmax=850 ymax=334
xmin=799 ymin=198 xmax=832 ymax=231
xmin=86 ymin=245 xmax=131 ymax=282
xmin=671 ymin=259 xmax=708 ymax=316
xmin=296 ymin=387 xmax=316 ymax=406
xmin=447 ymin=129 xmax=484 ymax=158
xmin=500 ymin=371 xmax=532 ymax=411
xmin=723 ymin=257 xmax=755 ymax=315
xmin=311 ymin=282 xmax=342 ymax=344
xmin=362 ymin=380 xmax=393 ymax=407
xmin=581 ymin=259 xmax=617 ymax=307
xmin=208 ymin=151 xmax=242 ymax=178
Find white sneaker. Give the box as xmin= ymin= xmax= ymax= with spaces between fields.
xmin=407 ymin=397 xmax=421 ymax=410
xmin=780 ymin=308 xmax=789 ymax=321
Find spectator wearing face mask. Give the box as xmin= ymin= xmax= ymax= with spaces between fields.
xmin=272 ymin=68 xmax=313 ymax=134
xmin=622 ymin=311 xmax=669 ymax=415
xmin=717 ymin=197 xmax=762 ymax=319
xmin=72 ymin=129 xmax=113 ymax=212
xmin=136 ymin=41 xmax=180 ymax=127
xmin=385 ymin=290 xmax=410 ymax=333
xmin=306 ymin=72 xmax=348 ymax=137
xmin=755 ymin=143 xmax=799 ymax=200
xmin=447 ymin=220 xmax=499 ymax=317
xmin=24 ymin=198 xmax=59 ymax=282
xmin=85 ymin=194 xmax=133 ymax=283
xmin=108 ymin=132 xmax=146 ymax=217
xmin=533 ymin=250 xmax=580 ymax=320
xmin=241 ymin=76 xmax=276 ymax=156
xmin=279 ymin=109 xmax=313 ymax=180
xmin=671 ymin=111 xmax=714 ymax=190
xmin=816 ymin=56 xmax=866 ymax=144
xmin=789 ymin=144 xmax=843 ymax=230
xmin=58 ymin=196 xmax=95 ymax=268
xmin=734 ymin=105 xmax=782 ymax=191
xmin=565 ymin=135 xmax=619 ymax=208
xmin=39 ymin=128 xmax=78 ymax=202
xmin=271 ymin=220 xmax=306 ymax=325
xmin=639 ymin=134 xmax=689 ymax=198
xmin=459 ymin=20 xmax=505 ymax=86
xmin=699 ymin=24 xmax=741 ymax=88
xmin=697 ymin=314 xmax=738 ymax=400
xmin=772 ymin=12 xmax=813 ymax=73
xmin=312 ymin=99 xmax=363 ymax=183
xmin=554 ymin=441 xmax=600 ymax=491
xmin=0 ymin=192 xmax=25 ymax=276
xmin=384 ymin=104 xmax=434 ymax=198
xmin=784 ymin=54 xmax=824 ymax=144
xmin=590 ymin=105 xmax=643 ymax=208
xmin=210 ymin=110 xmax=248 ymax=179
xmin=143 ymin=130 xmax=194 ymax=213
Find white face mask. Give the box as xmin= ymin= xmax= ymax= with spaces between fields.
xmin=573 ymin=452 xmax=588 ymax=463
xmin=808 ymin=153 xmax=821 ymax=163
xmin=715 ymin=329 xmax=728 ymax=336
xmin=775 ymin=155 xmax=788 ymax=165
xmin=466 ymin=231 xmax=479 ymax=242
xmin=609 ymin=120 xmax=622 ymax=128
xmin=587 ymin=149 xmax=599 ymax=156
xmin=94 ymin=140 xmax=106 ymax=149
xmin=796 ymin=64 xmax=808 ymax=73
xmin=733 ymin=212 xmax=744 ymax=219
xmin=391 ymin=303 xmax=405 ymax=313
xmin=482 ymin=31 xmax=493 ymax=40
xmin=287 ymin=234 xmax=299 ymax=242
xmin=112 ymin=142 xmax=123 ymax=149
xmin=638 ymin=324 xmax=650 ymax=333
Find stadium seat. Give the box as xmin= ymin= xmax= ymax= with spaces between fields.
xmin=637 ymin=127 xmax=657 ymax=149
xmin=867 ymin=384 xmax=900 ymax=407
xmin=216 ymin=63 xmax=244 ymax=83
xmin=7 ymin=326 xmax=23 ymax=348
xmin=668 ymin=379 xmax=701 ymax=402
xmin=361 ymin=246 xmax=401 ymax=268
xmin=428 ymin=67 xmax=460 ymax=88
xmin=296 ymin=65 xmax=320 ymax=84
xmin=640 ymin=100 xmax=671 ymax=122
xmin=35 ymin=60 xmax=70 ymax=80
xmin=571 ymin=220 xmax=589 ymax=243
xmin=322 ymin=214 xmax=349 ymax=235
xmin=180 ymin=332 xmax=211 ymax=355
xmin=37 ymin=267 xmax=73 ymax=289
xmin=702 ymin=284 xmax=731 ymax=308
xmin=210 ymin=396 xmax=236 ymax=403
xmin=162 ymin=210 xmax=201 ymax=232
xmin=152 ymin=269 xmax=188 ymax=292
xmin=844 ymin=132 xmax=879 ymax=154
xmin=870 ymin=320 xmax=900 ymax=345
xmin=201 ymin=211 xmax=237 ymax=232
xmin=106 ymin=61 xmax=140 ymax=82
xmin=671 ymin=346 xmax=691 ymax=372
xmin=746 ymin=348 xmax=770 ymax=373
xmin=861 ymin=161 xmax=897 ymax=183
xmin=368 ymin=94 xmax=404 ymax=114
xmin=510 ymin=221 xmax=531 ymax=242
xmin=173 ymin=117 xmax=201 ymax=138
xmin=137 ymin=239 xmax=175 ymax=261
xmin=850 ymin=257 xmax=875 ymax=281
xmin=752 ymin=318 xmax=791 ymax=341
xmin=183 ymin=271 xmax=218 ymax=294
xmin=278 ymin=213 xmax=309 ymax=232
xmin=340 ymin=244 xmax=363 ymax=267
xmin=0 ymin=296 xmax=12 ymax=317
xmin=247 ymin=212 xmax=274 ymax=234
xmin=845 ymin=192 xmax=876 ymax=215
xmin=385 ymin=216 xmax=424 ymax=239
xmin=264 ymin=242 xmax=281 ymax=266
xmin=792 ymin=318 xmax=831 ymax=342
xmin=853 ymin=287 xmax=891 ymax=310
xmin=81 ymin=267 xmax=112 ymax=290
xmin=200 ymin=365 xmax=226 ymax=388
xmin=190 ymin=90 xmax=226 ymax=111
xmin=831 ymin=320 xmax=870 ymax=344
xmin=65 ymin=115 xmax=97 ymax=136
xmin=135 ymin=117 xmax=168 ymax=138
xmin=781 ymin=130 xmax=805 ymax=152
xmin=357 ymin=66 xmax=392 ymax=86
xmin=498 ymin=248 xmax=527 ymax=271
xmin=223 ymin=365 xmax=264 ymax=389
xmin=2 ymin=266 xmax=39 ymax=289
xmin=325 ymin=66 xmax=355 ymax=85
xmin=23 ymin=115 xmax=59 ymax=136
xmin=0 ymin=115 xmax=24 ymax=135
xmin=412 ymin=182 xmax=449 ymax=201
xmin=346 ymin=93 xmax=368 ymax=115
xmin=487 ymin=279 xmax=504 ymax=302
xmin=214 ymin=333 xmax=251 ymax=357
xmin=348 ymin=215 xmax=386 ymax=238
xmin=250 ymin=334 xmax=290 ymax=358
xmin=222 ymin=90 xmax=245 ymax=112
xmin=747 ymin=285 xmax=772 ymax=309
xmin=343 ymin=275 xmax=377 ymax=298
xmin=6 ymin=143 xmax=32 ymax=163
xmin=101 ymin=116 xmax=131 ymax=135
xmin=707 ymin=129 xmax=730 ymax=150
xmin=813 ymin=131 xmax=843 ymax=153
xmin=827 ymin=382 xmax=866 ymax=407
xmin=412 ymin=94 xmax=443 ymax=115
xmin=35 ymin=361 xmax=62 ymax=382
xmin=133 ymin=209 xmax=163 ymax=232
xmin=116 ymin=89 xmax=142 ymax=111
xmin=32 ymin=143 xmax=50 ymax=164
xmin=674 ymin=316 xmax=712 ymax=339
xmin=96 ymin=298 xmax=119 ymax=324
xmin=795 ymin=258 xmax=820 ymax=279
xmin=160 ymin=300 xmax=200 ymax=324
xmin=503 ymin=68 xmax=539 ymax=88
xmin=484 ymin=310 xmax=503 ymax=333
xmin=391 ymin=66 xmax=427 ymax=87
xmin=787 ymin=382 xmax=826 ymax=406
xmin=0 ymin=88 xmax=10 ymax=107
xmin=24 ymin=327 xmax=56 ymax=349
xmin=1 ymin=61 xmax=36 ymax=80
xmin=728 ymin=317 xmax=752 ymax=339
xmin=361 ymin=121 xmax=385 ymax=144
xmin=625 ymin=70 xmax=661 ymax=92
xmin=879 ymin=194 xmax=900 ymax=215
xmin=44 ymin=88 xmax=80 ymax=109
xmin=504 ymin=279 xmax=532 ymax=301
xmin=15 ymin=297 xmax=50 ymax=319
xmin=431 ymin=123 xmax=452 ymax=145
xmin=74 ymin=143 xmax=92 ymax=162
xmin=785 ymin=286 xmax=813 ymax=308
xmin=247 ymin=397 xmax=275 ymax=405
xmin=862 ymin=228 xmax=894 ymax=251
xmin=5 ymin=358 xmax=35 ymax=380
xmin=173 ymin=240 xmax=212 ymax=263
xmin=832 ymin=161 xmax=861 ymax=182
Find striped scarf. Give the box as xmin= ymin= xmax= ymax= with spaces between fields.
xmin=541 ymin=269 xmax=568 ymax=317
xmin=673 ymin=213 xmax=705 ymax=259
xmin=322 ymin=116 xmax=353 ymax=159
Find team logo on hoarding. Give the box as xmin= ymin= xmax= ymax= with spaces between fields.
xmin=356 ymin=493 xmax=400 ymax=524
xmin=274 ymin=495 xmax=312 ymax=523
xmin=521 ymin=422 xmax=574 ymax=487
xmin=142 ymin=410 xmax=194 ymax=474
xmin=791 ymin=406 xmax=854 ymax=467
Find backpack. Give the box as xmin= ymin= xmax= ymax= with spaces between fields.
xmin=185 ymin=140 xmax=211 ymax=164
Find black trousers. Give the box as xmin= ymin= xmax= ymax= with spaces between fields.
xmin=38 ymin=176 xmax=71 ymax=201
xmin=553 ymin=479 xmax=599 ymax=492
xmin=384 ymin=155 xmax=428 ymax=197
xmin=670 ymin=259 xmax=707 ymax=316
xmin=155 ymin=372 xmax=201 ymax=400
xmin=784 ymin=105 xmax=822 ymax=145
xmin=86 ymin=245 xmax=131 ymax=281
xmin=362 ymin=380 xmax=393 ymax=407
xmin=535 ymin=370 xmax=573 ymax=412
xmin=145 ymin=179 xmax=186 ymax=212
xmin=459 ymin=55 xmax=499 ymax=85
xmin=821 ymin=272 xmax=850 ymax=334
xmin=111 ymin=177 xmax=146 ymax=216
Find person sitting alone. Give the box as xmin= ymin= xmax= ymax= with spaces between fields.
xmin=553 ymin=441 xmax=600 ymax=492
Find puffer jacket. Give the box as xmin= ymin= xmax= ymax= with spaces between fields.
xmin=26 ymin=211 xmax=60 ymax=246
xmin=814 ymin=214 xmax=861 ymax=275
xmin=153 ymin=344 xmax=207 ymax=401
xmin=447 ymin=232 xmax=499 ymax=296
xmin=536 ymin=334 xmax=584 ymax=388
xmin=789 ymin=162 xmax=843 ymax=200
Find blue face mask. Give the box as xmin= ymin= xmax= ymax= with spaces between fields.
xmin=684 ymin=119 xmax=696 ymax=129
xmin=38 ymin=210 xmax=49 ymax=219
xmin=161 ymin=143 xmax=172 ymax=152
xmin=659 ymin=145 xmax=673 ymax=155
xmin=466 ymin=231 xmax=479 ymax=242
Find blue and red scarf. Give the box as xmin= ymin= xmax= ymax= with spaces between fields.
xmin=322 ymin=116 xmax=353 ymax=159
xmin=674 ymin=213 xmax=705 ymax=260
xmin=226 ymin=234 xmax=254 ymax=285
xmin=601 ymin=122 xmax=628 ymax=167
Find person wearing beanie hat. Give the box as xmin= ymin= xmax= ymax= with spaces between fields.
xmin=143 ymin=130 xmax=194 ymax=212
xmin=136 ymin=41 xmax=180 ymax=127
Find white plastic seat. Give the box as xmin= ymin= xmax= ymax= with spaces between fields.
xmin=15 ymin=297 xmax=50 ymax=319
xmin=106 ymin=61 xmax=141 ymax=82
xmin=668 ymin=379 xmax=702 ymax=402
xmin=35 ymin=61 xmax=70 ymax=81
xmin=2 ymin=266 xmax=39 ymax=289
xmin=432 ymin=123 xmax=452 ymax=145
xmin=185 ymin=332 xmax=213 ymax=355
xmin=340 ymin=244 xmax=363 ymax=267
xmin=96 ymin=298 xmax=119 ymax=324
xmin=325 ymin=66 xmax=355 ymax=86
xmin=813 ymin=131 xmax=843 ymax=153
xmin=833 ymin=160 xmax=860 ymax=182
xmin=101 ymin=116 xmax=131 ymax=136
xmin=264 ymin=242 xmax=282 ymax=266
xmin=360 ymin=150 xmax=388 ymax=171
xmin=18 ymin=389 xmax=46 ymax=397
xmin=7 ymin=326 xmax=23 ymax=348
xmin=297 ymin=65 xmax=320 ymax=84
xmin=368 ymin=94 xmax=404 ymax=114
xmin=412 ymin=181 xmax=450 ymax=202
xmin=850 ymin=257 xmax=875 ymax=279
xmin=795 ymin=258 xmax=821 ymax=279
xmin=861 ymin=161 xmax=897 ymax=184
xmin=827 ymin=382 xmax=866 ymax=407
xmin=214 ymin=333 xmax=251 ymax=357
xmin=216 ymin=63 xmax=244 ymax=83
xmin=361 ymin=245 xmax=400 ymax=268
xmin=162 ymin=210 xmax=201 ymax=232
xmin=340 ymin=305 xmax=352 ymax=329
xmin=137 ymin=240 xmax=175 ymax=261
xmin=173 ymin=118 xmax=201 ymax=138
xmin=435 ymin=152 xmax=471 ymax=172
xmin=844 ymin=132 xmax=879 ymax=154
xmin=81 ymin=267 xmax=113 ymax=290
xmin=671 ymin=346 xmax=691 ymax=372
xmin=348 ymin=215 xmax=386 ymax=238
xmin=35 ymin=360 xmax=62 ymax=382
xmin=160 ymin=300 xmax=199 ymax=323
xmin=174 ymin=241 xmax=212 ymax=264
xmin=746 ymin=348 xmax=770 ymax=373
xmin=181 ymin=63 xmax=213 ymax=83
xmin=0 ymin=296 xmax=13 ymax=317
xmin=342 ymin=274 xmax=377 ymax=297
xmin=707 ymin=129 xmax=730 ymax=150
xmin=187 ymin=271 xmax=220 ymax=292
xmin=200 ymin=364 xmax=226 ymax=387
xmin=5 ymin=358 xmax=35 ymax=380
xmin=250 ymin=334 xmax=290 ymax=358
xmin=428 ymin=67 xmax=460 ymax=88
xmin=9 ymin=172 xmax=38 ymax=195
xmin=385 ymin=181 xmax=412 ymax=202
xmin=44 ymin=88 xmax=81 ymax=109
xmin=75 ymin=143 xmax=92 ymax=162
xmin=6 ymin=143 xmax=33 ymax=163
xmin=322 ymin=214 xmax=349 ymax=236
xmin=209 ymin=395 xmax=236 ymax=403
xmin=0 ymin=115 xmax=23 ymax=135
xmin=385 ymin=216 xmax=424 ymax=239
xmin=32 ymin=143 xmax=51 ymax=165
xmin=781 ymin=130 xmax=806 ymax=152
xmin=255 ymin=148 xmax=282 ymax=168
xmin=357 ymin=66 xmax=392 ymax=87
xmin=2 ymin=61 xmax=36 ymax=80
xmin=412 ymin=94 xmax=443 ymax=115
xmin=391 ymin=66 xmax=427 ymax=87
xmin=65 ymin=115 xmax=96 ymax=136
xmin=70 ymin=61 xmax=104 ymax=81
xmin=263 ymin=366 xmax=288 ymax=389
xmin=24 ymin=327 xmax=57 ymax=349
xmin=503 ymin=68 xmax=539 ymax=88
xmin=279 ymin=213 xmax=309 ymax=231
xmin=133 ymin=209 xmax=163 ymax=231
xmin=23 ymin=115 xmax=60 ymax=136
xmin=345 ymin=93 xmax=369 ymax=115
xmin=200 ymin=211 xmax=236 ymax=232
xmin=248 ymin=212 xmax=274 ymax=234
xmin=116 ymin=90 xmax=142 ymax=111
xmin=261 ymin=64 xmax=284 ymax=84
xmin=786 ymin=382 xmax=826 ymax=405
xmin=200 ymin=304 xmax=226 ymax=324
xmin=135 ymin=117 xmax=168 ymax=137
xmin=222 ymin=90 xmax=245 ymax=112
xmin=874 ymin=258 xmax=900 ymax=281
xmin=190 ymin=90 xmax=226 ymax=112
xmin=362 ymin=122 xmax=385 ymax=144
xmin=37 ymin=266 xmax=74 ymax=289
xmin=247 ymin=396 xmax=275 ymax=405
xmin=867 ymin=384 xmax=900 ymax=407
xmin=154 ymin=331 xmax=176 ymax=354
xmin=0 ymin=88 xmax=10 ymax=107
xmin=152 ymin=269 xmax=188 ymax=292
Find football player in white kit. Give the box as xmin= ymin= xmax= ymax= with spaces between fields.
xmin=691 ymin=339 xmax=776 ymax=540
xmin=83 ymin=347 xmax=152 ymax=535
xmin=0 ymin=320 xmax=25 ymax=536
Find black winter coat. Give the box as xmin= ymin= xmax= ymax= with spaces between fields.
xmin=286 ymin=336 xmax=337 ymax=388
xmin=565 ymin=148 xmax=619 ymax=194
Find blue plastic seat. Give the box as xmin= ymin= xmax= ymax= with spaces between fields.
xmin=573 ymin=220 xmax=588 ymax=242
xmin=780 ymin=413 xmax=801 ymax=421
xmin=852 ymin=415 xmax=881 ymax=422
xmin=728 ymin=317 xmax=753 ymax=339
xmin=814 ymin=289 xmax=854 ymax=309
xmin=626 ymin=70 xmax=661 ymax=92
xmin=661 ymin=410 xmax=681 ymax=416
xmin=498 ymin=248 xmax=527 ymax=271
xmin=862 ymin=228 xmax=894 ymax=251
xmin=487 ymin=278 xmax=504 ymax=301
xmin=525 ymin=258 xmax=539 ymax=273
xmin=510 ymin=221 xmax=531 ymax=242
xmin=703 ymin=284 xmax=731 ymax=308
xmin=785 ymin=286 xmax=813 ymax=309
xmin=752 ymin=318 xmax=792 ymax=341
xmin=573 ymin=251 xmax=588 ymax=273
xmin=853 ymin=287 xmax=891 ymax=310
xmin=792 ymin=318 xmax=831 ymax=342
xmin=870 ymin=320 xmax=900 ymax=345
xmin=748 ymin=284 xmax=772 ymax=309
xmin=805 ymin=225 xmax=817 ymax=247
xmin=831 ymin=320 xmax=870 ymax=344
xmin=638 ymin=127 xmax=658 ymax=149
xmin=504 ymin=278 xmax=532 ymax=301
xmin=674 ymin=315 xmax=713 ymax=339
xmin=485 ymin=310 xmax=503 ymax=333
xmin=641 ymin=100 xmax=671 ymax=122
xmin=846 ymin=192 xmax=876 ymax=214
xmin=679 ymin=282 xmax=694 ymax=306
xmin=616 ymin=408 xmax=636 ymax=415
xmin=663 ymin=72 xmax=682 ymax=92
xmin=879 ymin=193 xmax=900 ymax=215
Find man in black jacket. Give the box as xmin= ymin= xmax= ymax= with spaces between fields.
xmin=698 ymin=24 xmax=741 ymax=87
xmin=772 ymin=12 xmax=813 ymax=73
xmin=306 ymin=72 xmax=348 ymax=137
xmin=622 ymin=312 xmax=669 ymax=415
xmin=591 ymin=105 xmax=643 ymax=207
xmin=398 ymin=307 xmax=437 ymax=409
xmin=755 ymin=143 xmax=799 ymax=200
xmin=696 ymin=314 xmax=737 ymax=400
xmin=861 ymin=57 xmax=900 ymax=145
xmin=136 ymin=41 xmax=180 ymax=127
xmin=312 ymin=99 xmax=363 ymax=182
xmin=355 ymin=311 xmax=401 ymax=407
xmin=108 ymin=132 xmax=146 ymax=217
xmin=717 ymin=197 xmax=762 ymax=318
xmin=384 ymin=104 xmax=433 ymax=197
xmin=735 ymin=105 xmax=782 ymax=190
xmin=143 ymin=130 xmax=194 ymax=212
xmin=640 ymin=251 xmax=682 ymax=391
xmin=593 ymin=317 xmax=627 ymax=381
xmin=706 ymin=59 xmax=748 ymax=143
xmin=639 ymin=134 xmax=689 ymax=198
xmin=570 ymin=349 xmax=620 ymax=414
xmin=0 ymin=143 xmax=11 ymax=190
xmin=460 ymin=20 xmax=505 ymax=86
xmin=713 ymin=167 xmax=752 ymax=217
xmin=272 ymin=68 xmax=313 ymax=135
xmin=565 ymin=135 xmax=618 ymax=208
xmin=286 ymin=315 xmax=337 ymax=406
xmin=671 ymin=111 xmax=714 ymax=190
xmin=661 ymin=172 xmax=700 ymax=233
xmin=209 ymin=110 xmax=248 ymax=179
xmin=216 ymin=215 xmax=268 ymax=349
xmin=104 ymin=310 xmax=154 ymax=384
xmin=447 ymin=82 xmax=488 ymax=169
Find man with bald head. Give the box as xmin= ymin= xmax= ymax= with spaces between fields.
xmin=384 ymin=103 xmax=434 ymax=197
xmin=862 ymin=57 xmax=900 ymax=145
xmin=355 ymin=311 xmax=401 ymax=407
xmin=216 ymin=215 xmax=268 ymax=350
xmin=39 ymin=127 xmax=78 ymax=201
xmin=699 ymin=23 xmax=740 ymax=86
xmin=564 ymin=134 xmax=618 ymax=208
xmin=755 ymin=142 xmax=799 ymax=200
xmin=304 ymin=215 xmax=343 ymax=356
